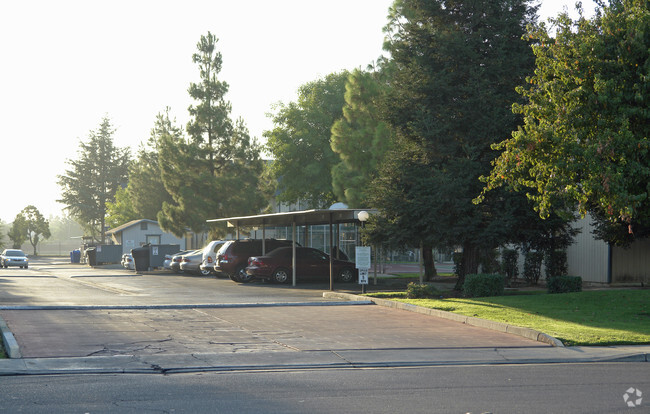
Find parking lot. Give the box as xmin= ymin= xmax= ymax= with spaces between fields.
xmin=0 ymin=257 xmax=547 ymax=359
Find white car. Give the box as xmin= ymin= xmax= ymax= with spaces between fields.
xmin=199 ymin=240 xmax=226 ymax=276
xmin=1 ymin=249 xmax=29 ymax=268
xmin=121 ymin=253 xmax=134 ymax=270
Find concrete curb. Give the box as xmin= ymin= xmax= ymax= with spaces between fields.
xmin=323 ymin=291 xmax=565 ymax=347
xmin=0 ymin=316 xmax=22 ymax=358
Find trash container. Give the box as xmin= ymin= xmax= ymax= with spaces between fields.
xmin=85 ymin=248 xmax=97 ymax=266
xmin=70 ymin=249 xmax=81 ymax=263
xmin=131 ymin=246 xmax=150 ymax=271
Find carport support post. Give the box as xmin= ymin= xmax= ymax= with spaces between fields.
xmin=329 ymin=212 xmax=334 ymax=291
xmin=292 ymin=219 xmax=297 ymax=286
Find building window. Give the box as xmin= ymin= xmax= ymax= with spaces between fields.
xmin=146 ymin=235 xmax=161 ymax=245
xmin=141 ymin=222 xmax=148 ymax=230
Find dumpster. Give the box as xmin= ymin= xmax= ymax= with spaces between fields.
xmin=131 ymin=246 xmax=150 ymax=271
xmin=94 ymin=245 xmax=122 ymax=264
xmin=85 ymin=248 xmax=97 ymax=266
xmin=70 ymin=249 xmax=81 ymax=263
xmin=148 ymin=244 xmax=181 ymax=269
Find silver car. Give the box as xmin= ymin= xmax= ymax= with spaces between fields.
xmin=1 ymin=249 xmax=29 ymax=268
xmin=179 ymin=249 xmax=209 ymax=275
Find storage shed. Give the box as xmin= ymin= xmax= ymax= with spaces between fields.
xmin=106 ymin=219 xmax=186 ymax=255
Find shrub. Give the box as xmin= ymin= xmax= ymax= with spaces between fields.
xmin=547 ymin=275 xmax=583 ymax=294
xmin=544 ymin=249 xmax=568 ymax=279
xmin=462 ymin=273 xmax=505 ymax=298
xmin=501 ymin=249 xmax=519 ymax=284
xmin=405 ymin=282 xmax=439 ymax=299
xmin=523 ymin=251 xmax=544 ymax=284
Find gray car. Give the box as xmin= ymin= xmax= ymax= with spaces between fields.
xmin=1 ymin=249 xmax=29 ymax=268
xmin=179 ymin=249 xmax=209 ymax=275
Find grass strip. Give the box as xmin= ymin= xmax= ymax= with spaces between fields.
xmin=368 ymin=289 xmax=650 ymax=346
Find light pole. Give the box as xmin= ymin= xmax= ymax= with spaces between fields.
xmin=357 ymin=211 xmax=369 ymax=294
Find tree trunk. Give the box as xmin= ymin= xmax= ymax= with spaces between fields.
xmin=422 ymin=242 xmax=437 ymax=281
xmin=454 ymin=243 xmax=480 ymax=290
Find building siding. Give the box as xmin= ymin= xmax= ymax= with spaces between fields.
xmin=611 ymin=239 xmax=650 ymax=284
xmin=110 ymin=221 xmax=186 ymax=255
xmin=565 ymin=215 xmax=610 ymax=283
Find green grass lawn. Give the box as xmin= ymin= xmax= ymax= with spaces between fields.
xmin=368 ymin=289 xmax=650 ymax=346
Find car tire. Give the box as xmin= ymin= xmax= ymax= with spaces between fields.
xmin=199 ymin=268 xmax=211 ymax=276
xmin=272 ymin=268 xmax=290 ymax=284
xmin=237 ymin=266 xmax=254 ymax=283
xmin=339 ymin=268 xmax=355 ymax=283
xmin=229 ymin=272 xmax=242 ymax=283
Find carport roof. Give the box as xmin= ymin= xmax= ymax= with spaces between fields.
xmin=206 ymin=209 xmax=375 ymax=228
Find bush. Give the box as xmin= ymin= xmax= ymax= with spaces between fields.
xmin=547 ymin=275 xmax=583 ymax=294
xmin=545 ymin=249 xmax=568 ymax=279
xmin=479 ymin=248 xmax=501 ymax=274
xmin=523 ymin=251 xmax=544 ymax=284
xmin=405 ymin=282 xmax=439 ymax=299
xmin=501 ymin=249 xmax=519 ymax=283
xmin=462 ymin=273 xmax=505 ymax=298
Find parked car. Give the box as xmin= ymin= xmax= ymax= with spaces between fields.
xmin=215 ymin=239 xmax=297 ymax=283
xmin=121 ymin=253 xmax=134 ymax=270
xmin=199 ymin=240 xmax=226 ymax=276
xmin=163 ymin=254 xmax=173 ymax=270
xmin=170 ymin=250 xmax=193 ymax=273
xmin=179 ymin=249 xmax=210 ymax=275
xmin=0 ymin=249 xmax=29 ymax=269
xmin=245 ymin=246 xmax=357 ymax=284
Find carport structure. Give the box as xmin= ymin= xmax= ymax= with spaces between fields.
xmin=207 ymin=209 xmax=373 ymax=289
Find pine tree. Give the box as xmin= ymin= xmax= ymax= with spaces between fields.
xmin=57 ymin=116 xmax=130 ymax=242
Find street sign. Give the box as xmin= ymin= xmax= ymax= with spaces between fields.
xmin=355 ymin=246 xmax=371 ymax=269
xmin=358 ymin=268 xmax=369 ymax=285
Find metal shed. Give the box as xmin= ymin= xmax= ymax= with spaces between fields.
xmin=207 ymin=209 xmax=374 ymax=289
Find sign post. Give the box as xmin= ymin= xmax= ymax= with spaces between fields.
xmin=355 ymin=246 xmax=371 ymax=293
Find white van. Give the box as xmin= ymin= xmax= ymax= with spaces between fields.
xmin=199 ymin=240 xmax=226 ymax=276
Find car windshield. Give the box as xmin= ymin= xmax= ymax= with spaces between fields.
xmin=5 ymin=250 xmax=25 ymax=257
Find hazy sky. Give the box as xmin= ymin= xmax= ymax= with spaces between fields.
xmin=0 ymin=0 xmax=597 ymax=223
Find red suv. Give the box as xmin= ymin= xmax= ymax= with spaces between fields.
xmin=215 ymin=239 xmax=297 ymax=282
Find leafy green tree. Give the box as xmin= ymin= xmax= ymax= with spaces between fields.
xmin=371 ymin=0 xmax=539 ymax=287
xmin=331 ymin=67 xmax=393 ymax=208
xmin=57 ymin=116 xmax=131 ymax=243
xmin=158 ymin=33 xmax=265 ymax=236
xmin=20 ymin=206 xmax=51 ymax=255
xmin=8 ymin=214 xmax=27 ymax=249
xmin=265 ymin=71 xmax=349 ymax=208
xmin=105 ymin=187 xmax=138 ymax=229
xmin=479 ymin=0 xmax=650 ymax=246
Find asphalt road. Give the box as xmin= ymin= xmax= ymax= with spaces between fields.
xmin=0 ymin=363 xmax=647 ymax=413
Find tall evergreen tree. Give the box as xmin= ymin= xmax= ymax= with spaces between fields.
xmin=265 ymin=71 xmax=349 ymax=208
xmin=128 ymin=109 xmax=175 ymax=220
xmin=373 ymin=0 xmax=540 ymax=286
xmin=331 ymin=67 xmax=393 ymax=208
xmin=158 ymin=33 xmax=265 ymax=236
xmin=57 ymin=116 xmax=131 ymax=242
